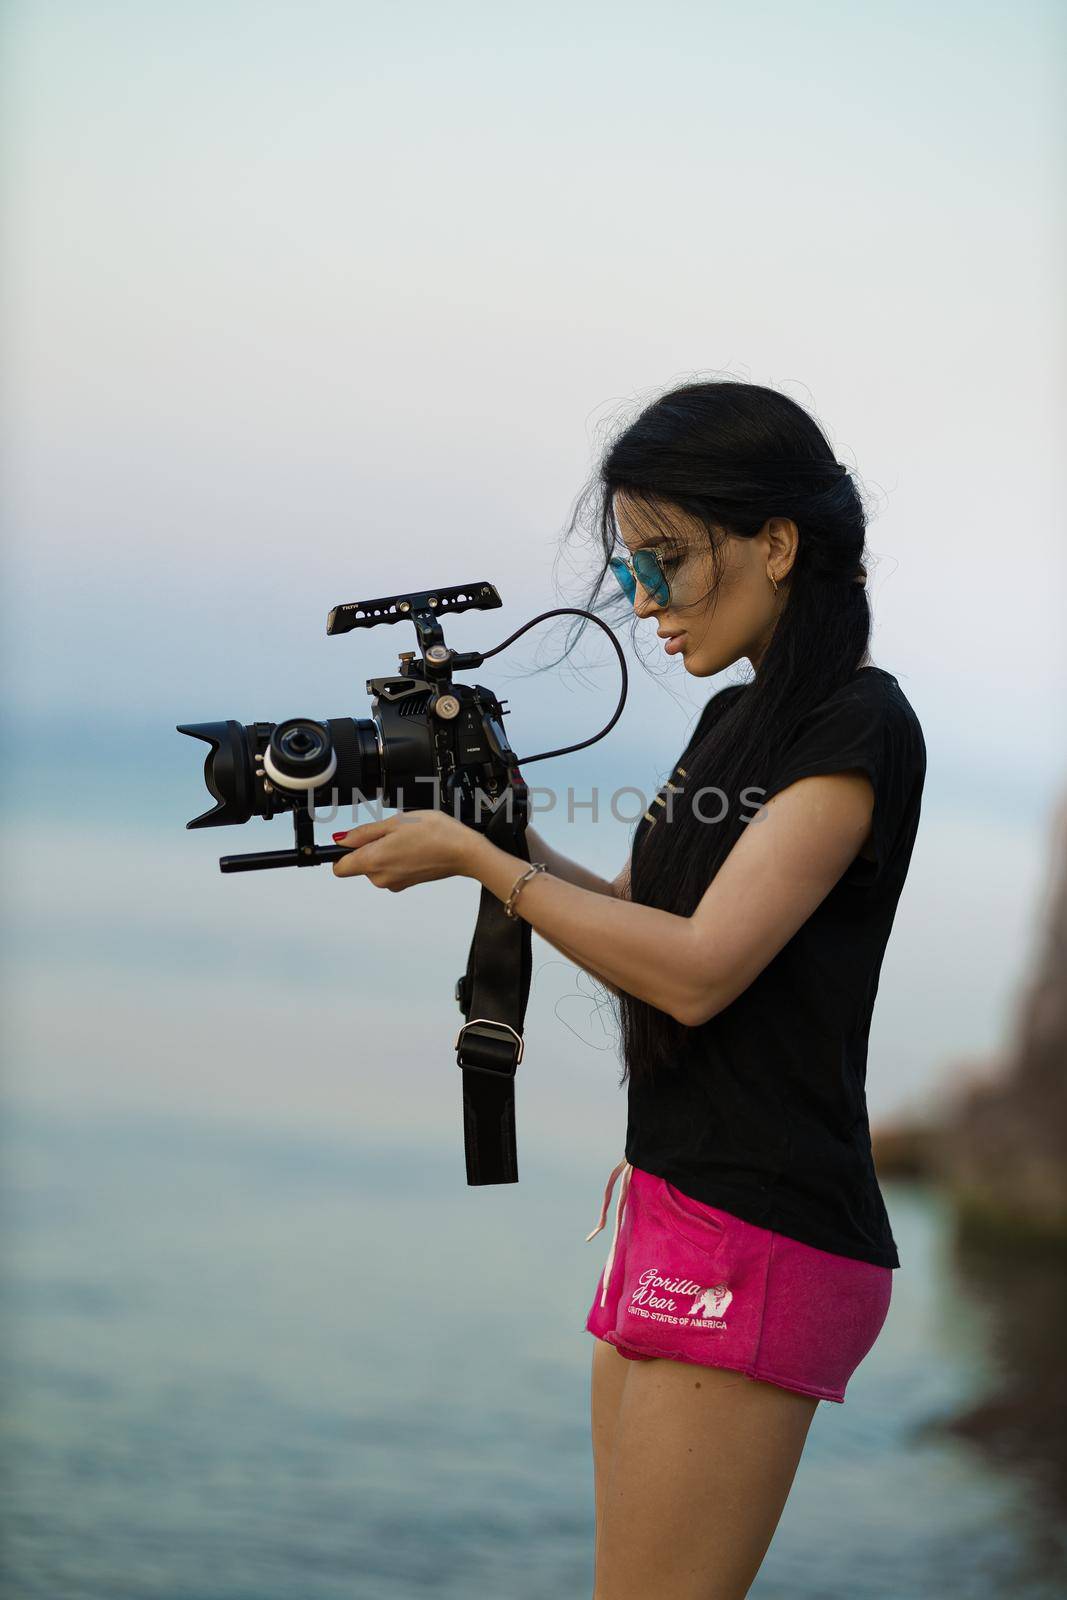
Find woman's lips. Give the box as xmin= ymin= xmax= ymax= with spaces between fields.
xmin=663 ymin=632 xmax=686 ymax=655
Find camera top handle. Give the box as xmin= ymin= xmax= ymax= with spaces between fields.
xmin=327 ymin=580 xmax=502 ymax=670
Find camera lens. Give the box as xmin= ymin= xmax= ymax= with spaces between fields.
xmin=263 ymin=718 xmax=338 ymax=789
xmin=179 ymin=713 xmax=384 ymax=828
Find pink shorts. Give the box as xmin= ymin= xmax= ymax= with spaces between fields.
xmin=584 ymin=1159 xmax=893 ymax=1404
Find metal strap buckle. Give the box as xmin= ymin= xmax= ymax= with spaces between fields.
xmin=454 ymin=1017 xmax=525 ymax=1071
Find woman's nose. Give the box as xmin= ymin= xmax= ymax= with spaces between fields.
xmin=633 ymin=585 xmax=662 ymax=619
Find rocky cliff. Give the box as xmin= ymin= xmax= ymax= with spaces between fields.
xmin=873 ymin=788 xmax=1067 ymax=1242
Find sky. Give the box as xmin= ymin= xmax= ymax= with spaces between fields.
xmin=1 ymin=0 xmax=1064 ymax=1150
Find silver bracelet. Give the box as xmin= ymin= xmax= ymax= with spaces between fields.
xmin=504 ymin=861 xmax=547 ymax=919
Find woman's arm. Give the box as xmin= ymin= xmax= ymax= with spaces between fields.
xmin=522 ymin=824 xmax=617 ymax=896
xmin=523 ymin=827 xmax=629 ymax=997
xmin=464 ymin=835 xmax=703 ymax=1024
xmin=537 ymin=857 xmax=630 ymax=992
xmin=462 ymin=772 xmax=874 ymax=1027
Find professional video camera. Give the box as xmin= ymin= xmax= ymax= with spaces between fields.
xmin=178 ymin=582 xmax=626 ymax=1188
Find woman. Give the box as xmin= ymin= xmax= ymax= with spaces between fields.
xmin=331 ymin=380 xmax=927 ymax=1599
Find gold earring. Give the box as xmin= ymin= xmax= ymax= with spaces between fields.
xmin=769 ymin=574 xmax=779 ymax=596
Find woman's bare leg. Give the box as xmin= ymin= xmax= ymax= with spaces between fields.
xmin=594 ymin=1356 xmax=820 ymax=1600
xmin=590 ymin=1339 xmax=632 ymax=1571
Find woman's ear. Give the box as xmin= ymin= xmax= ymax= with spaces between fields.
xmin=763 ymin=516 xmax=800 ymax=581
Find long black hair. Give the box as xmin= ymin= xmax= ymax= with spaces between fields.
xmin=554 ymin=379 xmax=873 ymax=1088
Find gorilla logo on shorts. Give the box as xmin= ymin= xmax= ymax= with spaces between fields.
xmin=688 ymin=1283 xmax=733 ymax=1319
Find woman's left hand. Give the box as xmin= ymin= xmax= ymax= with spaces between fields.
xmin=331 ymin=810 xmax=480 ymax=890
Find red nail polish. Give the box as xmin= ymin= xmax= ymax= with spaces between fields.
xmin=332 ymin=832 xmax=347 ymax=843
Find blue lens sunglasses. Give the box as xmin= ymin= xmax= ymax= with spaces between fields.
xmin=608 ymin=546 xmax=673 ymax=607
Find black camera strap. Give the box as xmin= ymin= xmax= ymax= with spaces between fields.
xmin=453 ymin=799 xmax=533 ymax=1185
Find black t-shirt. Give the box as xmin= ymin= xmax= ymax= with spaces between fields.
xmin=624 ymin=666 xmax=927 ymax=1268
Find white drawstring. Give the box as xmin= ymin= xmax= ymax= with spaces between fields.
xmin=585 ymin=1158 xmax=633 ymax=1308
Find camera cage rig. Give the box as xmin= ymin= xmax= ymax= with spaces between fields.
xmin=178 ymin=580 xmax=629 ymax=1188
